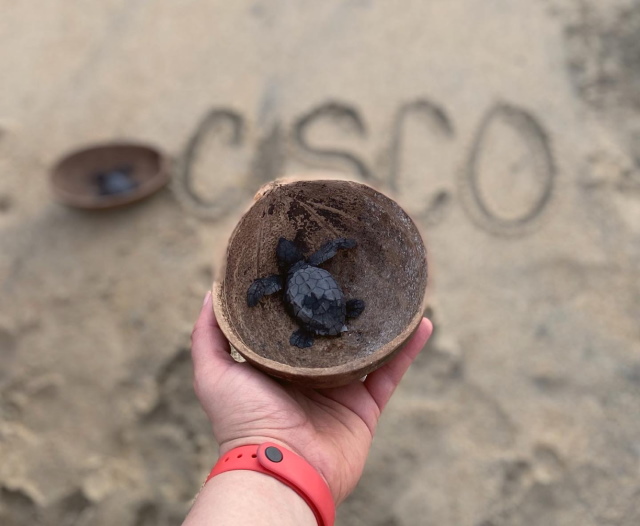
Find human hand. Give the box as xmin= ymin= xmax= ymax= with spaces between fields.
xmin=191 ymin=291 xmax=433 ymax=505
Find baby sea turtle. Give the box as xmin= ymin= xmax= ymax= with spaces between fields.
xmin=247 ymin=237 xmax=365 ymax=348
xmin=94 ymin=166 xmax=138 ymax=196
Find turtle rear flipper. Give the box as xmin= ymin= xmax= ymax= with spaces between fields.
xmin=247 ymin=275 xmax=283 ymax=307
xmin=290 ymin=328 xmax=314 ymax=348
xmin=308 ymin=238 xmax=357 ymax=266
xmin=346 ymin=298 xmax=365 ymax=319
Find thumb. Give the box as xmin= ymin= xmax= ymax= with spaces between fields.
xmin=364 ymin=317 xmax=433 ymax=411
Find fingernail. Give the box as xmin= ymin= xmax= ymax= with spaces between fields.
xmin=203 ymin=290 xmax=212 ymax=306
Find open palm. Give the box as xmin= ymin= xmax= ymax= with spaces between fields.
xmin=192 ymin=292 xmax=432 ymax=505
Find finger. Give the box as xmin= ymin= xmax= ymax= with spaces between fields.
xmin=364 ymin=317 xmax=433 ymax=412
xmin=191 ymin=291 xmax=235 ymax=386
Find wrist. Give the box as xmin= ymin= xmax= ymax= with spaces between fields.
xmin=205 ymin=443 xmax=336 ymax=525
xmin=184 ymin=470 xmax=316 ymax=526
xmin=218 ymin=437 xmax=331 ymax=488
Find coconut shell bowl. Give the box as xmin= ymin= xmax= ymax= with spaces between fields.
xmin=213 ymin=178 xmax=428 ymax=388
xmin=51 ymin=143 xmax=170 ymax=209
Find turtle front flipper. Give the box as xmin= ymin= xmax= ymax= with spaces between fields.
xmin=346 ymin=298 xmax=365 ymax=319
xmin=290 ymin=328 xmax=314 ymax=348
xmin=247 ymin=275 xmax=283 ymax=307
xmin=308 ymin=238 xmax=357 ymax=266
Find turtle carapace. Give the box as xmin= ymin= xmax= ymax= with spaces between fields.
xmin=247 ymin=237 xmax=365 ymax=348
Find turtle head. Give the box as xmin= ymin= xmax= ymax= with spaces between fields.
xmin=276 ymin=238 xmax=304 ymax=273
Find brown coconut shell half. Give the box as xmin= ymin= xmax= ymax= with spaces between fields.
xmin=213 ymin=178 xmax=428 ymax=388
xmin=51 ymin=142 xmax=170 ymax=209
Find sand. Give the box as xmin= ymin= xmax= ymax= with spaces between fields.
xmin=1 ymin=0 xmax=640 ymax=524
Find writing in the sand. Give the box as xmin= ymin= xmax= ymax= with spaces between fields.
xmin=176 ymin=99 xmax=556 ymax=236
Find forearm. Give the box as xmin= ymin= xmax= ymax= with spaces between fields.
xmin=182 ymin=470 xmax=317 ymax=526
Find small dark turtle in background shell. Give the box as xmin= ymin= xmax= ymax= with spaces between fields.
xmin=94 ymin=166 xmax=138 ymax=196
xmin=247 ymin=237 xmax=365 ymax=348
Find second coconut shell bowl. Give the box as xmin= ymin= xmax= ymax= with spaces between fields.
xmin=51 ymin=143 xmax=170 ymax=209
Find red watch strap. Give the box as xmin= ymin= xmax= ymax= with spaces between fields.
xmin=206 ymin=443 xmax=335 ymax=526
